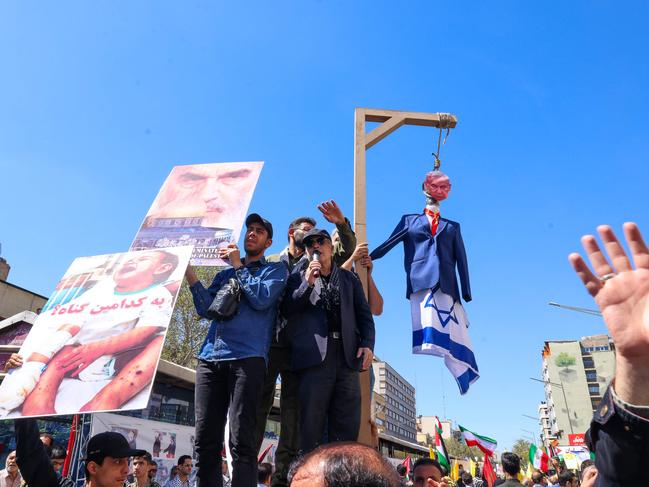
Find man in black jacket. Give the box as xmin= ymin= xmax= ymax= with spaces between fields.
xmin=282 ymin=228 xmax=375 ymax=454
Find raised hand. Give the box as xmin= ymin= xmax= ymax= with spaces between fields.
xmin=317 ymin=200 xmax=346 ymax=225
xmin=569 ymin=222 xmax=649 ymax=405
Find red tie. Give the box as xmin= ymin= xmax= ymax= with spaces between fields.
xmin=424 ymin=208 xmax=440 ymax=236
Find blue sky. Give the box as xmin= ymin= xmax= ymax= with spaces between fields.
xmin=1 ymin=1 xmax=648 ymax=450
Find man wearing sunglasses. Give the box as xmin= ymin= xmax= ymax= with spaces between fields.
xmin=282 ymin=228 xmax=375 ymax=454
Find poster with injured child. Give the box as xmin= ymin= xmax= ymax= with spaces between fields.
xmin=0 ymin=246 xmax=192 ymax=418
xmin=130 ymin=161 xmax=263 ymax=266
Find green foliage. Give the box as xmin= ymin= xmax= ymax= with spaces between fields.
xmin=161 ymin=266 xmax=220 ymax=368
xmin=445 ymin=436 xmax=483 ymax=460
xmin=512 ymin=439 xmax=531 ymax=469
xmin=554 ymin=352 xmax=576 ymax=368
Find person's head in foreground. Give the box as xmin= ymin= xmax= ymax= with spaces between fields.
xmin=244 ymin=213 xmax=274 ymax=258
xmin=132 ymin=452 xmax=153 ymax=483
xmin=412 ymin=458 xmax=445 ymax=486
xmin=148 ymin=460 xmax=158 ymax=480
xmin=531 ymin=470 xmax=546 ymax=486
xmin=461 ymin=471 xmax=475 ymax=486
xmin=84 ymin=431 xmax=146 ymax=487
xmin=4 ymin=451 xmax=18 ymax=477
xmin=557 ymin=470 xmax=577 ymax=487
xmin=500 ymin=452 xmax=520 ymax=478
xmin=258 ymin=462 xmax=273 ymax=486
xmin=580 ymin=461 xmax=598 ymax=487
xmin=177 ymin=455 xmax=193 ymax=479
xmin=288 ymin=442 xmax=401 ymax=487
xmin=303 ymin=229 xmax=333 ymax=265
xmin=50 ymin=444 xmax=67 ymax=473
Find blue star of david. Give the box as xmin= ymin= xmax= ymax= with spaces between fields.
xmin=424 ymin=292 xmax=459 ymax=328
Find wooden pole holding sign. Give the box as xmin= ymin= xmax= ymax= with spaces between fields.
xmin=353 ymin=107 xmax=458 ymax=446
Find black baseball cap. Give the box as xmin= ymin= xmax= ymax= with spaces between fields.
xmin=245 ymin=213 xmax=273 ymax=239
xmin=302 ymin=228 xmax=332 ymax=247
xmin=85 ymin=432 xmax=147 ymax=463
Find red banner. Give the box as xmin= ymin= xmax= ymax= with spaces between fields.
xmin=569 ymin=433 xmax=585 ymax=446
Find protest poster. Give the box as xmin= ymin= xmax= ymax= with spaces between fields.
xmin=0 ymin=246 xmax=192 ymax=418
xmin=90 ymin=412 xmax=278 ymax=484
xmin=91 ymin=412 xmax=197 ymax=485
xmin=130 ymin=161 xmax=263 ymax=265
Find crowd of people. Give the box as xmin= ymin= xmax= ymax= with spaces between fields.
xmin=4 ymin=208 xmax=649 ymax=486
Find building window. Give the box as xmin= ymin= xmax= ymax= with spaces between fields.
xmin=588 ymin=384 xmax=600 ymax=395
xmin=583 ymin=357 xmax=595 ymax=368
xmin=586 ymin=371 xmax=597 ymax=382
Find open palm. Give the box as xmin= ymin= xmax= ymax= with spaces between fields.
xmin=569 ymin=223 xmax=649 ymax=361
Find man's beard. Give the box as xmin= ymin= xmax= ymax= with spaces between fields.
xmin=293 ymin=229 xmax=307 ymax=250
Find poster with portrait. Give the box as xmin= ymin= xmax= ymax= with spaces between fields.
xmin=130 ymin=161 xmax=264 ymax=265
xmin=0 ymin=246 xmax=192 ymax=419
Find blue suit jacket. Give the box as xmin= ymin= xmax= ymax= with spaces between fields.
xmin=370 ymin=214 xmax=471 ymax=302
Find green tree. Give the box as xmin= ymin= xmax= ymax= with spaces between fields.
xmin=512 ymin=439 xmax=531 ymax=469
xmin=444 ymin=436 xmax=483 ymax=460
xmin=161 ymin=266 xmax=219 ymax=368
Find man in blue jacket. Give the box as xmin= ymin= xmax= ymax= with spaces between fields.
xmin=186 ymin=213 xmax=288 ymax=487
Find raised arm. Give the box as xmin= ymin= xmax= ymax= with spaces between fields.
xmin=569 ymin=223 xmax=649 ymax=484
xmin=15 ymin=418 xmax=61 ymax=487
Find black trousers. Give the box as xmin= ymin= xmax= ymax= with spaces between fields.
xmin=195 ymin=357 xmax=265 ymax=487
xmin=297 ymin=337 xmax=361 ymax=453
xmin=253 ymin=345 xmax=300 ymax=487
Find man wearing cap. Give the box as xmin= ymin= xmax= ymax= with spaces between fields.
xmin=14 ymin=416 xmax=142 ymax=487
xmin=185 ymin=213 xmax=288 ymax=487
xmin=253 ymin=201 xmax=358 ymax=487
xmin=282 ymin=228 xmax=375 ymax=454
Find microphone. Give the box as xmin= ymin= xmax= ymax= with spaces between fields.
xmin=312 ymin=250 xmax=320 ymax=277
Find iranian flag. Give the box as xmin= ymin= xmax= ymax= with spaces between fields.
xmin=459 ymin=425 xmax=497 ymax=456
xmin=433 ymin=417 xmax=450 ymax=471
xmin=529 ymin=444 xmax=550 ymax=472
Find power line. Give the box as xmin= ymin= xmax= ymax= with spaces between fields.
xmin=548 ymin=301 xmax=601 ymax=316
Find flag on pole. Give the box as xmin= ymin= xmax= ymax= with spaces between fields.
xmin=483 ymin=455 xmax=497 ymax=487
xmin=430 ymin=445 xmax=435 ymax=459
xmin=401 ymin=456 xmax=413 ymax=480
xmin=258 ymin=443 xmax=274 ymax=463
xmin=525 ymin=461 xmax=534 ymax=479
xmin=434 ymin=417 xmax=450 ymax=472
xmin=451 ymin=460 xmax=459 ymax=482
xmin=469 ymin=458 xmax=476 ymax=477
xmin=529 ymin=444 xmax=549 ymax=472
xmin=459 ymin=425 xmax=498 ymax=456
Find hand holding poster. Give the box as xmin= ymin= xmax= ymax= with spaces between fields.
xmin=130 ymin=162 xmax=263 ymax=265
xmin=0 ymin=247 xmax=192 ymax=418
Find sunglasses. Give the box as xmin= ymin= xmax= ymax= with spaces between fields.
xmin=305 ymin=237 xmax=326 ymax=247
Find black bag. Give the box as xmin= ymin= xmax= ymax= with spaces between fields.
xmin=206 ymin=277 xmax=241 ymax=321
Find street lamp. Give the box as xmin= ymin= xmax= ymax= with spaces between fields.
xmin=522 ymin=429 xmax=537 ymax=445
xmin=530 ymin=377 xmax=575 ymax=436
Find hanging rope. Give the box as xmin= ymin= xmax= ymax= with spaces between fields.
xmin=432 ymin=113 xmax=452 ymax=171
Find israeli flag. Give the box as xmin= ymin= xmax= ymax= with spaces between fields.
xmin=410 ymin=285 xmax=479 ymax=394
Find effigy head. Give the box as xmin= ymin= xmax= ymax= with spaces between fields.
xmin=423 ymin=170 xmax=452 ymax=202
